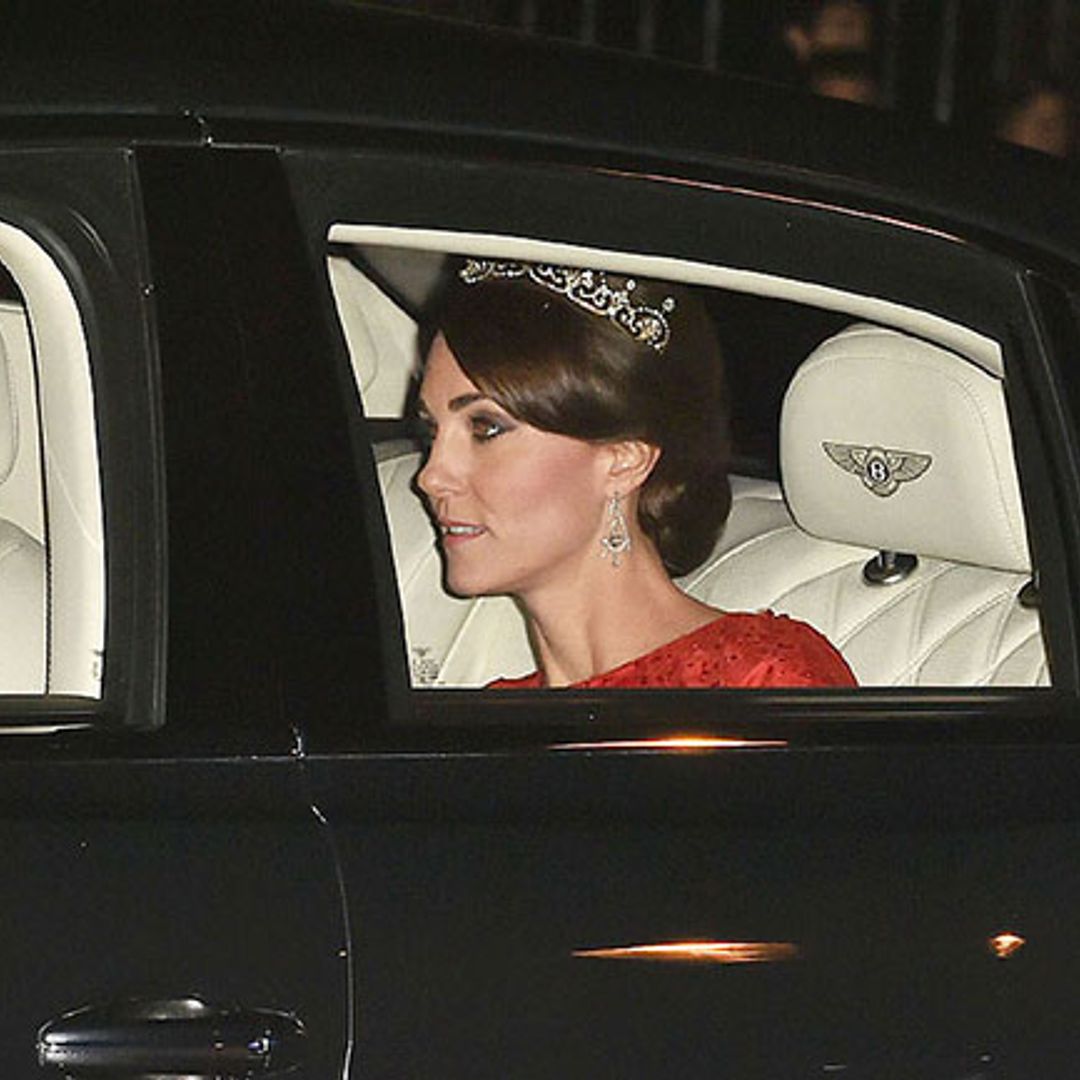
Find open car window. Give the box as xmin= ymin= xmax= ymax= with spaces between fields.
xmin=326 ymin=226 xmax=1048 ymax=695
xmin=0 ymin=222 xmax=104 ymax=700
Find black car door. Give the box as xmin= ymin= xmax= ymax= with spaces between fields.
xmin=279 ymin=142 xmax=1080 ymax=1078
xmin=0 ymin=144 xmax=348 ymax=1079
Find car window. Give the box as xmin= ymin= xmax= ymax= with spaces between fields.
xmin=325 ymin=227 xmax=1049 ymax=696
xmin=0 ymin=222 xmax=104 ymax=700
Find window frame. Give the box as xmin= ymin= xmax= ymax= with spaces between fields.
xmin=283 ymin=146 xmax=1080 ymax=752
xmin=0 ymin=148 xmax=165 ymax=733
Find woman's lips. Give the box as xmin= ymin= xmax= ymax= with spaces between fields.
xmin=439 ymin=520 xmax=487 ymax=545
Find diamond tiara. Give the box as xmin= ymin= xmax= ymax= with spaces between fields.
xmin=458 ymin=259 xmax=676 ymax=352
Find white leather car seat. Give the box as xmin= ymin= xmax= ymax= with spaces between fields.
xmin=685 ymin=323 xmax=1046 ymax=686
xmin=328 ymin=255 xmax=418 ymax=418
xmin=0 ymin=299 xmax=46 ymax=692
xmin=376 ymin=322 xmax=1047 ymax=689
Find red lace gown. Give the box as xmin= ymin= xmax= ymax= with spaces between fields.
xmin=487 ymin=611 xmax=857 ymax=689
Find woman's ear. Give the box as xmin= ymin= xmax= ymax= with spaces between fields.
xmin=605 ymin=439 xmax=661 ymax=495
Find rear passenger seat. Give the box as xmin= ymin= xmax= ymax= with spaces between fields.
xmin=0 ymin=300 xmax=45 ymax=692
xmin=377 ymin=321 xmax=1047 ymax=689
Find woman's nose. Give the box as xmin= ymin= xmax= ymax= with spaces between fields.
xmin=416 ymin=433 xmax=462 ymax=500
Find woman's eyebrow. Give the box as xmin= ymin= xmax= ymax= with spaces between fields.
xmin=417 ymin=392 xmax=491 ymax=418
xmin=448 ymin=392 xmax=488 ymax=411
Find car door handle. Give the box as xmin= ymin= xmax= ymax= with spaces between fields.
xmin=37 ymin=995 xmax=305 ymax=1077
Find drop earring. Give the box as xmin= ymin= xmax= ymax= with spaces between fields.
xmin=600 ymin=493 xmax=631 ymax=567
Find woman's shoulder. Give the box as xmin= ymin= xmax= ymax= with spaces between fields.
xmin=486 ymin=611 xmax=856 ymax=690
xmin=573 ymin=611 xmax=854 ymax=689
xmin=697 ymin=611 xmax=857 ymax=688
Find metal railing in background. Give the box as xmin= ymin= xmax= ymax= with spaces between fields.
xmin=363 ymin=0 xmax=754 ymax=69
xmin=362 ymin=0 xmax=1080 ymax=139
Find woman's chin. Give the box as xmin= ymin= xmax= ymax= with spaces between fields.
xmin=443 ymin=564 xmax=516 ymax=600
xmin=443 ymin=566 xmax=493 ymax=599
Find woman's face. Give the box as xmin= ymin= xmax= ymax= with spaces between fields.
xmin=416 ymin=334 xmax=614 ymax=599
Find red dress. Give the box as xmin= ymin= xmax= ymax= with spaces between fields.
xmin=487 ymin=612 xmax=856 ymax=689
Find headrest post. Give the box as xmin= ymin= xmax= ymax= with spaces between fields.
xmin=863 ymin=550 xmax=918 ymax=586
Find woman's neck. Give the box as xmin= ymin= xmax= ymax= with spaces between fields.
xmin=519 ymin=540 xmax=719 ymax=687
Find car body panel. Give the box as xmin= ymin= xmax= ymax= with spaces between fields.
xmin=0 ymin=756 xmax=348 ymax=1079
xmin=0 ymin=141 xmax=351 ymax=1077
xmin=2 ymin=1 xmax=1078 ymax=275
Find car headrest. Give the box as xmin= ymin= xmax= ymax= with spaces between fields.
xmin=0 ymin=332 xmax=14 ymax=484
xmin=780 ymin=323 xmax=1030 ymax=574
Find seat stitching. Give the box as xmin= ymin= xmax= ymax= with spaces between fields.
xmin=906 ymin=571 xmax=937 ymax=667
xmin=381 ymin=477 xmax=440 ymax=595
xmin=983 ymin=590 xmax=1021 ymax=669
xmin=399 ymin=541 xmax=438 ymax=594
xmin=0 ymin=534 xmax=30 ymax=563
xmin=680 ymin=519 xmax=805 ymax=589
xmin=831 ymin=562 xmax=954 ymax=648
xmin=903 ymin=590 xmax=1009 ymax=683
xmin=823 ymin=567 xmax=844 ymax=639
xmin=982 ymin=624 xmax=1046 ymax=684
xmin=441 ymin=597 xmax=523 ymax=677
xmin=899 ymin=590 xmax=1017 ymax=684
xmin=965 ymin=598 xmax=1018 ymax=687
xmin=769 ymin=555 xmax=865 ymax=612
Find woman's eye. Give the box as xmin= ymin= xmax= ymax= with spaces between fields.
xmin=471 ymin=415 xmax=507 ymax=442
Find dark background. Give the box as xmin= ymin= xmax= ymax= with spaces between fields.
xmin=356 ymin=0 xmax=1080 ymax=157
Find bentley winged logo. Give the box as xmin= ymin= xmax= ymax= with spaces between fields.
xmin=822 ymin=441 xmax=932 ymax=497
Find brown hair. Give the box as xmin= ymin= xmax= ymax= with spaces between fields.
xmin=434 ymin=263 xmax=731 ymax=577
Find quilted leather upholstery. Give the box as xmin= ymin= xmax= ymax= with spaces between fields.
xmin=683 ymin=479 xmax=1046 ymax=687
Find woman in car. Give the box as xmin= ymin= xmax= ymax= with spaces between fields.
xmin=417 ymin=258 xmax=855 ymax=689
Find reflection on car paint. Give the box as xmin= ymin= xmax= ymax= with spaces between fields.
xmin=550 ymin=736 xmax=788 ymax=751
xmin=572 ymin=940 xmax=801 ymax=964
xmin=988 ymin=931 xmax=1026 ymax=959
